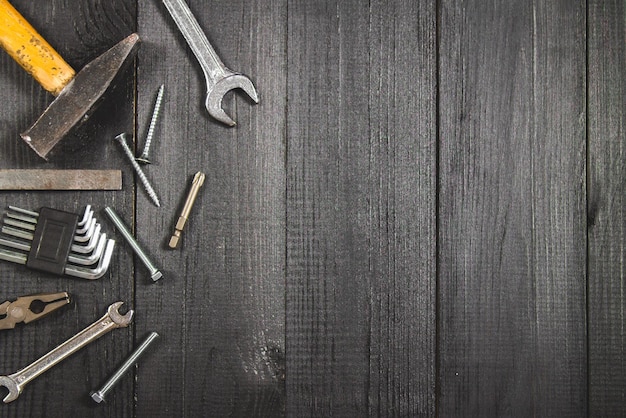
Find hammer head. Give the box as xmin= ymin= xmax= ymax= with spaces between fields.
xmin=20 ymin=33 xmax=140 ymax=160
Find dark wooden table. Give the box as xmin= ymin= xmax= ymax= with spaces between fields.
xmin=0 ymin=0 xmax=623 ymax=416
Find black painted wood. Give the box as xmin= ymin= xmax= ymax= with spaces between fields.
xmin=0 ymin=0 xmax=623 ymax=417
xmin=588 ymin=0 xmax=626 ymax=416
xmin=438 ymin=0 xmax=587 ymax=416
xmin=0 ymin=1 xmax=136 ymax=417
xmin=285 ymin=0 xmax=436 ymax=416
xmin=135 ymin=0 xmax=286 ymax=416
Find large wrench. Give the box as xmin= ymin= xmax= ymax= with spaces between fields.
xmin=0 ymin=302 xmax=133 ymax=403
xmin=162 ymin=0 xmax=259 ymax=126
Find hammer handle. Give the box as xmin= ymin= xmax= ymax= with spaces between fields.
xmin=0 ymin=0 xmax=75 ymax=95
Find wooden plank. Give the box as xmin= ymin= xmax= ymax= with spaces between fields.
xmin=438 ymin=0 xmax=587 ymax=416
xmin=0 ymin=0 xmax=136 ymax=416
xmin=588 ymin=0 xmax=626 ymax=414
xmin=135 ymin=0 xmax=286 ymax=416
xmin=286 ymin=0 xmax=436 ymax=415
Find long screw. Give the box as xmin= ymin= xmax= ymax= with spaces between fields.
xmin=115 ymin=133 xmax=160 ymax=207
xmin=104 ymin=207 xmax=163 ymax=281
xmin=90 ymin=332 xmax=160 ymax=403
xmin=136 ymin=85 xmax=164 ymax=165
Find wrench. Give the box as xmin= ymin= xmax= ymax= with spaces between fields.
xmin=162 ymin=0 xmax=258 ymax=126
xmin=0 ymin=302 xmax=133 ymax=403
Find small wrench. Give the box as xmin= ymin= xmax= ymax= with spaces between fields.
xmin=162 ymin=0 xmax=258 ymax=126
xmin=0 ymin=302 xmax=133 ymax=403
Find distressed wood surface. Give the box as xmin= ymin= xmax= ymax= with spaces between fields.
xmin=438 ymin=0 xmax=587 ymax=416
xmin=134 ymin=0 xmax=287 ymax=416
xmin=285 ymin=1 xmax=436 ymax=416
xmin=588 ymin=0 xmax=626 ymax=415
xmin=0 ymin=0 xmax=622 ymax=417
xmin=0 ymin=1 xmax=136 ymax=417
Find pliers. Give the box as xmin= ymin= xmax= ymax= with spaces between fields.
xmin=0 ymin=292 xmax=70 ymax=330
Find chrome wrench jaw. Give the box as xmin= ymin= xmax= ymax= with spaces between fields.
xmin=162 ymin=0 xmax=258 ymax=126
xmin=0 ymin=302 xmax=133 ymax=403
xmin=0 ymin=376 xmax=20 ymax=403
xmin=206 ymin=74 xmax=259 ymax=126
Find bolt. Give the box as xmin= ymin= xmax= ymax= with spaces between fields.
xmin=91 ymin=332 xmax=160 ymax=403
xmin=136 ymin=85 xmax=165 ymax=165
xmin=115 ymin=133 xmax=160 ymax=207
xmin=104 ymin=207 xmax=163 ymax=281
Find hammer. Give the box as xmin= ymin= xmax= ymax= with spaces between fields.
xmin=0 ymin=0 xmax=139 ymax=159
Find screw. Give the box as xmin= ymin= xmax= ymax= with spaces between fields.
xmin=104 ymin=207 xmax=163 ymax=281
xmin=91 ymin=332 xmax=160 ymax=403
xmin=136 ymin=85 xmax=165 ymax=165
xmin=115 ymin=133 xmax=160 ymax=207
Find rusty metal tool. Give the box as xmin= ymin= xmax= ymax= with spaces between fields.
xmin=162 ymin=0 xmax=258 ymax=126
xmin=0 ymin=292 xmax=70 ymax=330
xmin=169 ymin=171 xmax=205 ymax=249
xmin=0 ymin=0 xmax=140 ymax=159
xmin=0 ymin=301 xmax=133 ymax=403
xmin=0 ymin=169 xmax=122 ymax=190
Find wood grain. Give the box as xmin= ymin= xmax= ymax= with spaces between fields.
xmin=588 ymin=0 xmax=626 ymax=415
xmin=438 ymin=0 xmax=587 ymax=416
xmin=136 ymin=0 xmax=286 ymax=416
xmin=0 ymin=0 xmax=136 ymax=417
xmin=286 ymin=0 xmax=437 ymax=416
xmin=0 ymin=0 xmax=624 ymax=416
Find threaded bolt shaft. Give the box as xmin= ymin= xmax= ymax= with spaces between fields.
xmin=104 ymin=207 xmax=163 ymax=281
xmin=115 ymin=133 xmax=160 ymax=207
xmin=90 ymin=332 xmax=160 ymax=403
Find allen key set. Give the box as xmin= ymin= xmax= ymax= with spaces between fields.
xmin=0 ymin=205 xmax=115 ymax=280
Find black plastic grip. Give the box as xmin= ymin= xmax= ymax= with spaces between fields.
xmin=26 ymin=208 xmax=79 ymax=275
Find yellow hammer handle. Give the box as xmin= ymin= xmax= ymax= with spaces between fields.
xmin=0 ymin=0 xmax=75 ymax=95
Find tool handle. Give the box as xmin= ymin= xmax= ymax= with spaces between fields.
xmin=0 ymin=0 xmax=74 ymax=95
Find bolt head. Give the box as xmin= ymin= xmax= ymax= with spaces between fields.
xmin=90 ymin=391 xmax=106 ymax=403
xmin=151 ymin=270 xmax=163 ymax=282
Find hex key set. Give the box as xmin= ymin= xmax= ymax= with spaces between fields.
xmin=0 ymin=205 xmax=114 ymax=279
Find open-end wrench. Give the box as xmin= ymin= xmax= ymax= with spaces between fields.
xmin=162 ymin=0 xmax=258 ymax=126
xmin=0 ymin=302 xmax=133 ymax=403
